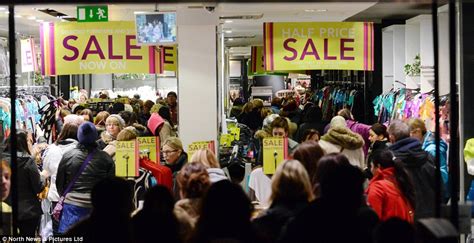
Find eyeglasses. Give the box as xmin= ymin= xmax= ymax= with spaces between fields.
xmin=162 ymin=150 xmax=178 ymax=155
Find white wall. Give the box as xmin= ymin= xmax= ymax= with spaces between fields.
xmin=438 ymin=10 xmax=450 ymax=95
xmin=382 ymin=30 xmax=394 ymax=93
xmin=177 ymin=8 xmax=218 ymax=150
xmin=392 ymin=26 xmax=407 ymax=87
xmin=382 ymin=8 xmax=450 ymax=95
xmin=419 ymin=16 xmax=435 ymax=93
xmin=404 ymin=19 xmax=421 ymax=90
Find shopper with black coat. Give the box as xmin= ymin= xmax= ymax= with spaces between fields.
xmin=4 ymin=130 xmax=44 ymax=235
xmin=387 ymin=120 xmax=437 ymax=220
xmin=295 ymin=106 xmax=327 ymax=143
xmin=56 ymin=122 xmax=115 ymax=234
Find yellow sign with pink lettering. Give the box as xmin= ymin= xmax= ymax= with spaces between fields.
xmin=263 ymin=22 xmax=374 ymax=71
xmin=40 ymin=21 xmax=164 ymax=75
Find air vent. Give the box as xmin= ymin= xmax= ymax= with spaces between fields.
xmin=220 ymin=14 xmax=263 ymax=20
xmin=36 ymin=8 xmax=77 ymax=21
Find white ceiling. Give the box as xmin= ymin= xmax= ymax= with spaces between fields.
xmin=0 ymin=2 xmax=377 ymax=57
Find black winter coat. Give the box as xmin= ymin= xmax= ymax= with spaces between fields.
xmin=253 ymin=201 xmax=308 ymax=243
xmin=56 ymin=144 xmax=115 ymax=203
xmin=388 ymin=137 xmax=437 ymax=219
xmin=16 ymin=152 xmax=44 ymax=221
xmin=278 ymin=198 xmax=379 ymax=243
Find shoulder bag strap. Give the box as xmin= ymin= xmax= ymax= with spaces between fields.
xmin=61 ymin=149 xmax=96 ymax=197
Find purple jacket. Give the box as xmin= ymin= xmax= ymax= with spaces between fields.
xmin=324 ymin=120 xmax=370 ymax=156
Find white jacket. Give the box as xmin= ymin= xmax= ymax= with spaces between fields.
xmin=42 ymin=139 xmax=78 ymax=201
xmin=318 ymin=139 xmax=365 ymax=168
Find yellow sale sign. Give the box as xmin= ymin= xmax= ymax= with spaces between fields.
xmin=187 ymin=140 xmax=216 ymax=159
xmin=40 ymin=21 xmax=164 ymax=75
xmin=263 ymin=22 xmax=374 ymax=71
xmin=262 ymin=137 xmax=288 ymax=174
xmin=137 ymin=136 xmax=160 ymax=164
xmin=115 ymin=140 xmax=139 ymax=177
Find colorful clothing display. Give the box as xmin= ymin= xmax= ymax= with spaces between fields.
xmin=373 ymin=88 xmax=449 ymax=127
xmin=312 ymin=84 xmax=365 ymax=122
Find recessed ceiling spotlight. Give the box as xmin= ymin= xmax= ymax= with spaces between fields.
xmin=225 ymin=30 xmax=232 ymax=34
xmin=228 ymin=38 xmax=234 ymax=41
xmin=224 ymin=20 xmax=233 ymax=23
xmin=316 ymin=9 xmax=328 ymax=12
xmin=28 ymin=16 xmax=36 ymax=20
xmin=304 ymin=9 xmax=316 ymax=12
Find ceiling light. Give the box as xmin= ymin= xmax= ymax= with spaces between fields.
xmin=304 ymin=9 xmax=316 ymax=12
xmin=0 ymin=7 xmax=5 ymax=11
xmin=36 ymin=19 xmax=43 ymax=22
xmin=228 ymin=38 xmax=234 ymax=41
xmin=15 ymin=15 xmax=22 ymax=18
xmin=28 ymin=16 xmax=36 ymax=20
xmin=224 ymin=20 xmax=233 ymax=23
xmin=225 ymin=30 xmax=232 ymax=34
xmin=316 ymin=9 xmax=327 ymax=12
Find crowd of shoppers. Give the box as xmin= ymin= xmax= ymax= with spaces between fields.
xmin=0 ymin=93 xmax=449 ymax=243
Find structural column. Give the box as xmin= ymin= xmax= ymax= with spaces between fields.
xmin=177 ymin=8 xmax=218 ymax=149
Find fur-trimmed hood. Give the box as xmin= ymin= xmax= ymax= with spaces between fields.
xmin=254 ymin=129 xmax=272 ymax=140
xmin=321 ymin=127 xmax=364 ymax=150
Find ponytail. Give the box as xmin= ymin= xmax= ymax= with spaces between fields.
xmin=393 ymin=159 xmax=416 ymax=210
xmin=373 ymin=149 xmax=416 ymax=209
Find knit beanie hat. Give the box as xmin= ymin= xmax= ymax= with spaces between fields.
xmin=330 ymin=116 xmax=347 ymax=129
xmin=147 ymin=113 xmax=165 ymax=136
xmin=107 ymin=115 xmax=126 ymax=130
xmin=64 ymin=114 xmax=85 ymax=127
xmin=78 ymin=122 xmax=98 ymax=145
xmin=263 ymin=114 xmax=280 ymax=131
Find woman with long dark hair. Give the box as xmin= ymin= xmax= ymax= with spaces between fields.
xmin=365 ymin=123 xmax=390 ymax=179
xmin=366 ymin=149 xmax=415 ymax=223
xmin=5 ymin=130 xmax=44 ymax=235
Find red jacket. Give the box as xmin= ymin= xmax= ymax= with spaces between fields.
xmin=366 ymin=167 xmax=414 ymax=223
xmin=139 ymin=157 xmax=173 ymax=191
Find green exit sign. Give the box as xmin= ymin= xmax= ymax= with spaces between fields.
xmin=77 ymin=6 xmax=108 ymax=22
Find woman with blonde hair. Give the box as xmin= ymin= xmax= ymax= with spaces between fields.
xmin=253 ymin=160 xmax=315 ymax=243
xmin=98 ymin=115 xmax=125 ymax=157
xmin=190 ymin=148 xmax=227 ymax=183
xmin=94 ymin=111 xmax=110 ymax=135
xmin=163 ymin=137 xmax=188 ymax=198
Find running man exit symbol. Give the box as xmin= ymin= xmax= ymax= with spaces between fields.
xmin=77 ymin=6 xmax=108 ymax=22
xmin=97 ymin=8 xmax=106 ymax=20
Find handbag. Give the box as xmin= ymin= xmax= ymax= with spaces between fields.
xmin=52 ymin=149 xmax=96 ymax=221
